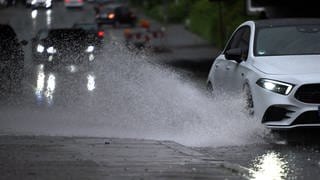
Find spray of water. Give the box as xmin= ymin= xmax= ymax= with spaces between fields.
xmin=0 ymin=42 xmax=266 ymax=147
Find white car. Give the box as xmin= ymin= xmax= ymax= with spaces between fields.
xmin=207 ymin=19 xmax=320 ymax=129
xmin=64 ymin=0 xmax=84 ymax=8
xmin=30 ymin=0 xmax=52 ymax=8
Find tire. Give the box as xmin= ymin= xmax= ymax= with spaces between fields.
xmin=206 ymin=81 xmax=215 ymax=97
xmin=243 ymin=83 xmax=254 ymax=115
xmin=207 ymin=82 xmax=213 ymax=92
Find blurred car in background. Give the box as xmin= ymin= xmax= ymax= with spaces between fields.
xmin=30 ymin=0 xmax=52 ymax=9
xmin=64 ymin=0 xmax=83 ymax=8
xmin=0 ymin=0 xmax=8 ymax=7
xmin=72 ymin=23 xmax=105 ymax=47
xmin=95 ymin=3 xmax=137 ymax=27
xmin=31 ymin=28 xmax=99 ymax=67
xmin=0 ymin=24 xmax=27 ymax=89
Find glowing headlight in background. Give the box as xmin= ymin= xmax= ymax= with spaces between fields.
xmin=85 ymin=45 xmax=94 ymax=53
xmin=35 ymin=64 xmax=45 ymax=95
xmin=45 ymin=0 xmax=51 ymax=6
xmin=257 ymin=79 xmax=294 ymax=95
xmin=37 ymin=44 xmax=45 ymax=53
xmin=31 ymin=10 xmax=38 ymax=19
xmin=31 ymin=0 xmax=36 ymax=5
xmin=47 ymin=46 xmax=56 ymax=54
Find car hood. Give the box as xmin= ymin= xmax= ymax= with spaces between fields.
xmin=252 ymin=55 xmax=320 ymax=75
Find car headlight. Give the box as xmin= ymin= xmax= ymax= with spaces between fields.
xmin=47 ymin=46 xmax=56 ymax=54
xmin=37 ymin=44 xmax=45 ymax=53
xmin=31 ymin=0 xmax=36 ymax=4
xmin=257 ymin=79 xmax=294 ymax=95
xmin=85 ymin=45 xmax=94 ymax=53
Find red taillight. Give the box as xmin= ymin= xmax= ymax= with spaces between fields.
xmin=77 ymin=0 xmax=83 ymax=3
xmin=65 ymin=0 xmax=70 ymax=3
xmin=98 ymin=31 xmax=104 ymax=38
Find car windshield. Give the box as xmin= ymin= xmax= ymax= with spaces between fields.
xmin=73 ymin=24 xmax=98 ymax=31
xmin=255 ymin=25 xmax=320 ymax=56
xmin=48 ymin=29 xmax=86 ymax=38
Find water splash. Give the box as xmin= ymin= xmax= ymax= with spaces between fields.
xmin=0 ymin=42 xmax=265 ymax=147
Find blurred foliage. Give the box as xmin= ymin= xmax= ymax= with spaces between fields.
xmin=130 ymin=0 xmax=255 ymax=48
xmin=189 ymin=0 xmax=253 ymax=47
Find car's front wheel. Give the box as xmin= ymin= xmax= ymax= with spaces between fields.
xmin=207 ymin=81 xmax=214 ymax=95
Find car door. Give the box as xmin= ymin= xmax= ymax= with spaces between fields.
xmin=212 ymin=27 xmax=246 ymax=92
xmin=224 ymin=26 xmax=251 ymax=92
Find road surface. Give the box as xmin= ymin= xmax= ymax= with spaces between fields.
xmin=1 ymin=2 xmax=320 ymax=180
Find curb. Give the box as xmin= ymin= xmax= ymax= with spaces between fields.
xmin=161 ymin=141 xmax=251 ymax=179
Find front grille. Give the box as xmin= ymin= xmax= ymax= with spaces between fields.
xmin=262 ymin=106 xmax=294 ymax=123
xmin=295 ymin=84 xmax=320 ymax=104
xmin=291 ymin=111 xmax=320 ymax=125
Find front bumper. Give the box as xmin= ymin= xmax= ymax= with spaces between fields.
xmin=252 ymin=80 xmax=320 ymax=129
xmin=33 ymin=53 xmax=95 ymax=66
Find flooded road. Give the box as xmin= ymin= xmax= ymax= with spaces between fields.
xmin=1 ymin=2 xmax=320 ymax=179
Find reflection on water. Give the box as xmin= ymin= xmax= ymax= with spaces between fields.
xmin=45 ymin=73 xmax=56 ymax=105
xmin=34 ymin=64 xmax=56 ymax=106
xmin=35 ymin=64 xmax=45 ymax=94
xmin=31 ymin=9 xmax=52 ymax=30
xmin=87 ymin=74 xmax=95 ymax=91
xmin=34 ymin=64 xmax=96 ymax=105
xmin=249 ymin=151 xmax=289 ymax=180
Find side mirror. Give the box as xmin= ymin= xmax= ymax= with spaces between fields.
xmin=225 ymin=48 xmax=243 ymax=63
xmin=20 ymin=40 xmax=28 ymax=46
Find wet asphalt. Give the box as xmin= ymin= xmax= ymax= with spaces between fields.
xmin=1 ymin=1 xmax=320 ymax=180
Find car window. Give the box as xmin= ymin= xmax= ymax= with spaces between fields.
xmin=239 ymin=27 xmax=250 ymax=60
xmin=0 ymin=25 xmax=19 ymax=50
xmin=73 ymin=24 xmax=98 ymax=31
xmin=0 ymin=25 xmax=17 ymax=41
xmin=224 ymin=26 xmax=250 ymax=60
xmin=225 ymin=27 xmax=244 ymax=51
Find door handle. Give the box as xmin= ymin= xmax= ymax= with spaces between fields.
xmin=226 ymin=66 xmax=230 ymax=70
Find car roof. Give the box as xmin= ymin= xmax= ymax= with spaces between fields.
xmin=254 ymin=18 xmax=320 ymax=28
xmin=47 ymin=28 xmax=85 ymax=32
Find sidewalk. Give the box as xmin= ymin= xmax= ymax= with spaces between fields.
xmin=0 ymin=135 xmax=248 ymax=179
